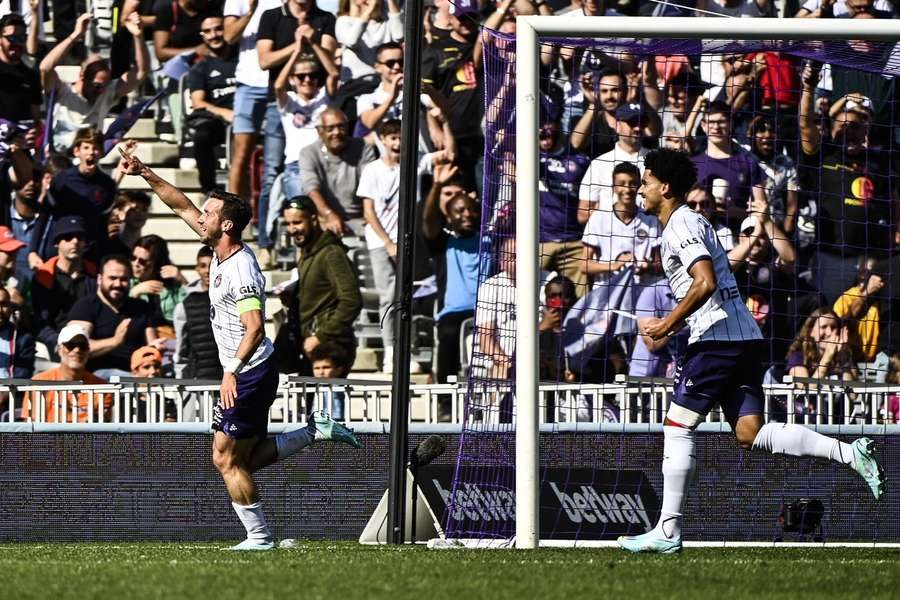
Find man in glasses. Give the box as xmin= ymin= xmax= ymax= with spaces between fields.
xmin=31 ymin=217 xmax=97 ymax=362
xmin=21 ymin=323 xmax=112 ymax=423
xmin=118 ymin=148 xmax=360 ymax=550
xmin=0 ymin=13 xmax=41 ymax=126
xmin=38 ymin=12 xmax=150 ymax=155
xmin=187 ymin=14 xmax=239 ymax=194
xmin=298 ymin=106 xmax=376 ymax=235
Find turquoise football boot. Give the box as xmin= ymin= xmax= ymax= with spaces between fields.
xmin=851 ymin=437 xmax=886 ymax=501
xmin=617 ymin=530 xmax=682 ymax=554
xmin=310 ymin=410 xmax=362 ymax=449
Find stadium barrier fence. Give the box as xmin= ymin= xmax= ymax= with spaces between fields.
xmin=1 ymin=376 xmax=899 ymax=425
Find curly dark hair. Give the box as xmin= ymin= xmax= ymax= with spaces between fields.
xmin=642 ymin=148 xmax=698 ymax=199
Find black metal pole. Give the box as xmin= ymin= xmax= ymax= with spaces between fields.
xmin=387 ymin=0 xmax=424 ymax=545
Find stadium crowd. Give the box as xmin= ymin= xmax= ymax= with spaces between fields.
xmin=0 ymin=0 xmax=900 ymax=423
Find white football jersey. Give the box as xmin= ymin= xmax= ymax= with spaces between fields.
xmin=209 ymin=244 xmax=274 ymax=372
xmin=582 ymin=209 xmax=660 ymax=287
xmin=660 ymin=205 xmax=761 ymax=344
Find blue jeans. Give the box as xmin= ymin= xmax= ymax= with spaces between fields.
xmin=282 ymin=161 xmax=304 ymax=201
xmin=259 ymin=101 xmax=286 ymax=250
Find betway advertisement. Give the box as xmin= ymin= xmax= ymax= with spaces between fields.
xmin=419 ymin=466 xmax=660 ymax=539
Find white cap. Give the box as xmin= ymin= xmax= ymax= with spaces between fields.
xmin=740 ymin=215 xmax=759 ymax=234
xmin=58 ymin=323 xmax=90 ymax=345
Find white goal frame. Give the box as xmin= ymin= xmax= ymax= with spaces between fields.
xmin=514 ymin=16 xmax=900 ymax=550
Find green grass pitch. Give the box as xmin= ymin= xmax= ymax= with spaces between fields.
xmin=1 ymin=542 xmax=898 ymax=600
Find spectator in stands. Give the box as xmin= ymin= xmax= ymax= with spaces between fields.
xmin=796 ymin=0 xmax=892 ymax=18
xmin=422 ymin=0 xmax=484 ymax=190
xmin=578 ymin=103 xmax=652 ymax=223
xmin=0 ymin=286 xmax=34 ymax=378
xmin=730 ymin=201 xmax=803 ymax=366
xmin=745 ymin=115 xmax=799 ymax=237
xmin=298 ymin=106 xmax=376 ymax=234
xmin=335 ymin=0 xmax=403 ymax=81
xmin=282 ymin=195 xmax=362 ymax=374
xmin=30 ymin=216 xmax=97 ymax=361
xmin=309 ymin=341 xmax=352 ymax=420
xmin=833 ymin=256 xmax=884 ymax=363
xmin=0 ymin=13 xmax=41 ymax=126
xmin=39 ymin=12 xmax=150 ymax=155
xmin=129 ymin=344 xmax=176 ymax=422
xmin=173 ymin=245 xmax=222 ymax=379
xmin=255 ymin=0 xmax=338 ymax=265
xmin=0 ymin=225 xmax=25 ymax=304
xmin=798 ymin=62 xmax=894 ymax=304
xmin=476 ymin=236 xmax=518 ymax=381
xmin=49 ymin=127 xmax=117 ymax=251
xmin=21 ymin=323 xmax=113 ymax=423
xmin=691 ymin=100 xmax=768 ymax=230
xmin=67 ymin=254 xmax=165 ymax=379
xmin=186 ymin=13 xmax=238 ymax=194
xmin=581 ymin=161 xmax=661 ymax=289
xmin=102 ymin=190 xmax=152 ymax=258
xmin=538 ymin=275 xmax=578 ymax=382
xmin=686 ymin=183 xmax=735 ymax=254
xmin=569 ymin=69 xmax=625 ymax=157
xmin=422 ymin=160 xmax=481 ymax=384
xmin=787 ymin=307 xmax=857 ymax=378
xmin=643 ymin=67 xmax=704 ymax=146
xmin=224 ymin=0 xmax=285 ymax=266
xmin=152 ymin=0 xmax=215 ymax=62
xmin=274 ymin=42 xmax=339 ymax=202
xmin=355 ymin=41 xmax=404 ymax=133
xmin=696 ymin=0 xmax=777 ymax=18
xmin=358 ymin=119 xmax=402 ymax=372
xmin=23 ymin=156 xmax=67 ymax=263
xmin=538 ymin=99 xmax=591 ymax=296
xmin=129 ymin=234 xmax=188 ymax=327
xmin=6 ymin=169 xmax=42 ymax=289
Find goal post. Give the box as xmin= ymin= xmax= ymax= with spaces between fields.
xmin=514 ymin=16 xmax=900 ymax=550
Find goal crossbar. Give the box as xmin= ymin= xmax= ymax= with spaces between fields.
xmin=514 ymin=15 xmax=900 ymax=550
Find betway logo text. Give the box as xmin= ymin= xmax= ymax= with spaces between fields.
xmin=433 ymin=480 xmax=516 ymax=522
xmin=433 ymin=478 xmax=652 ymax=530
xmin=550 ymin=483 xmax=653 ymax=530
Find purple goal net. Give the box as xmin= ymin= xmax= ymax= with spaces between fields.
xmin=444 ymin=27 xmax=900 ymax=543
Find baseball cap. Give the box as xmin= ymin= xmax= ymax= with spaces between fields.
xmin=0 ymin=226 xmax=25 ymax=253
xmin=58 ymin=323 xmax=90 ymax=345
xmin=449 ymin=0 xmax=479 ymax=17
xmin=832 ymin=93 xmax=874 ymax=119
xmin=740 ymin=215 xmax=759 ymax=235
xmin=50 ymin=216 xmax=88 ymax=243
xmin=615 ymin=102 xmax=645 ymax=122
xmin=131 ymin=346 xmax=163 ymax=371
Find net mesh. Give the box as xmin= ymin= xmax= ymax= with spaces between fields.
xmin=446 ymin=28 xmax=900 ymax=542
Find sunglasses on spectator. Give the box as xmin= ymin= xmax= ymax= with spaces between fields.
xmin=292 ymin=72 xmax=319 ymax=82
xmin=62 ymin=340 xmax=89 ymax=351
xmin=378 ymin=59 xmax=403 ymax=69
xmin=3 ymin=33 xmax=26 ymax=44
xmin=131 ymin=255 xmax=151 ymax=266
xmin=58 ymin=233 xmax=86 ymax=243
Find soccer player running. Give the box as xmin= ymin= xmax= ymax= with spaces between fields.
xmin=617 ymin=148 xmax=885 ymax=554
xmin=118 ymin=147 xmax=361 ymax=551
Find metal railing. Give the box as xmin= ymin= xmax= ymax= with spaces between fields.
xmin=1 ymin=374 xmax=897 ymax=426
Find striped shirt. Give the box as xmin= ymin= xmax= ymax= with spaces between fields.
xmin=209 ymin=245 xmax=274 ymax=372
xmin=661 ymin=205 xmax=761 ymax=345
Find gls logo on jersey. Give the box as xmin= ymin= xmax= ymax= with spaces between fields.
xmin=679 ymin=237 xmax=700 ymax=248
xmin=239 ymin=285 xmax=260 ymax=297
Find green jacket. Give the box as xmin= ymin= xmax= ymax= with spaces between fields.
xmin=298 ymin=230 xmax=362 ymax=342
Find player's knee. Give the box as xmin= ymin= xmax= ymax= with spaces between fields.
xmin=212 ymin=447 xmax=235 ymax=474
xmin=735 ymin=432 xmax=756 ymax=450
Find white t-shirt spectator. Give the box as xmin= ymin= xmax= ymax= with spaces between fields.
xmin=356 ymin=84 xmax=402 ymax=124
xmin=51 ymin=81 xmax=122 ymax=154
xmin=582 ymin=209 xmax=660 ymax=288
xmin=224 ymin=0 xmax=282 ymax=88
xmin=356 ymin=157 xmax=399 ymax=250
xmin=579 ymin=145 xmax=649 ymax=214
xmin=335 ymin=13 xmax=403 ymax=81
xmin=279 ymin=87 xmax=331 ymax=165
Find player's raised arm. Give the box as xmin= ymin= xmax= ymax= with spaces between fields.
xmin=118 ymin=146 xmax=204 ymax=238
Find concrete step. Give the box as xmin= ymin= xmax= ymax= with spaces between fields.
xmin=103 ymin=117 xmax=158 ymax=140
xmin=56 ymin=65 xmax=80 ymax=85
xmin=101 ymin=141 xmax=179 ymax=167
xmin=143 ymin=216 xmax=199 ymax=241
xmin=118 ymin=167 xmax=201 ymax=190
xmin=149 ymin=193 xmax=207 ymax=214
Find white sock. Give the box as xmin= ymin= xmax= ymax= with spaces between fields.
xmin=275 ymin=426 xmax=315 ymax=460
xmin=655 ymin=425 xmax=695 ymax=540
xmin=232 ymin=501 xmax=272 ymax=542
xmin=752 ymin=423 xmax=854 ymax=465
